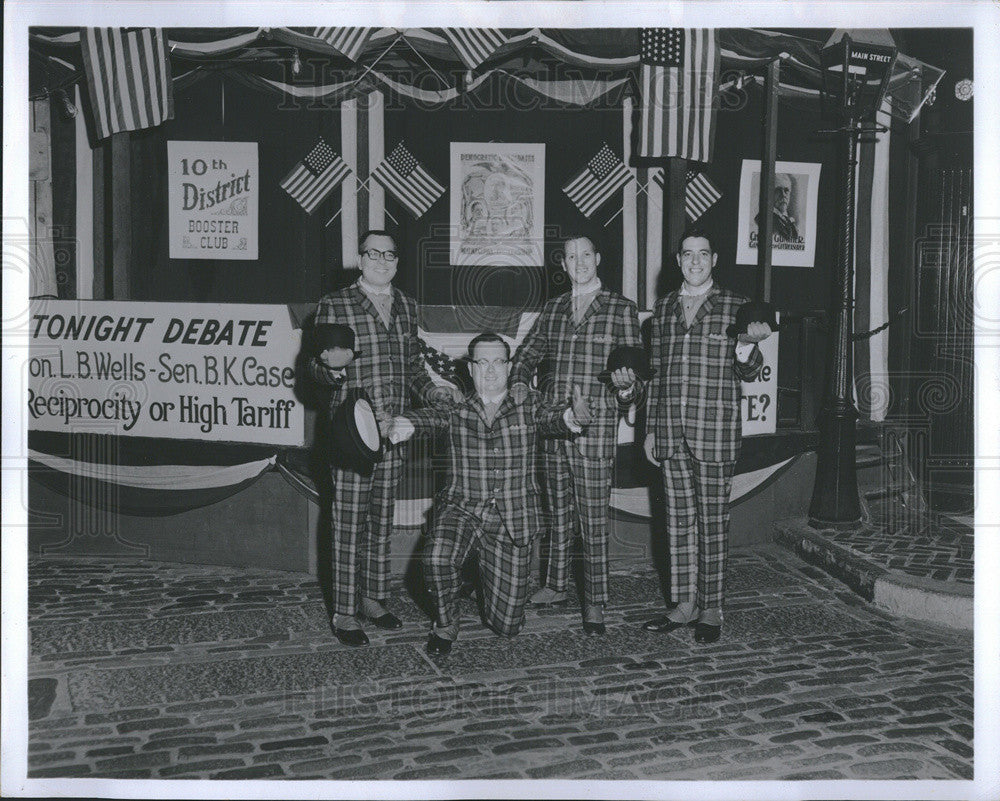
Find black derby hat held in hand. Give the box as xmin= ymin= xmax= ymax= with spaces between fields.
xmin=330 ymin=387 xmax=383 ymax=475
xmin=314 ymin=323 xmax=362 ymax=360
xmin=598 ymin=345 xmax=654 ymax=383
xmin=726 ymin=300 xmax=778 ymax=339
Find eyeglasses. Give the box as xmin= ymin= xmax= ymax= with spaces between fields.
xmin=471 ymin=358 xmax=509 ymax=370
xmin=362 ymin=248 xmax=398 ymax=262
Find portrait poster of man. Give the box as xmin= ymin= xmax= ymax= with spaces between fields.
xmin=736 ymin=159 xmax=821 ymax=267
xmin=449 ymin=142 xmax=545 ymax=267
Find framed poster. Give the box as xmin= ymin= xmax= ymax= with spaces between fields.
xmin=736 ymin=159 xmax=821 ymax=267
xmin=450 ymin=142 xmax=545 ymax=267
xmin=168 ymin=140 xmax=258 ymax=260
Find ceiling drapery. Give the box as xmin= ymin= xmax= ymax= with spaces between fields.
xmin=30 ymin=26 xmax=942 ymax=115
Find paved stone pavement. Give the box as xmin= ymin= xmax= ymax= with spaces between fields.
xmin=25 ymin=545 xmax=972 ymax=782
xmin=819 ymin=509 xmax=974 ymax=585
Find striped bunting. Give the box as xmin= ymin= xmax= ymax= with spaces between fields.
xmin=562 ymin=143 xmax=634 ymax=218
xmin=370 ymin=143 xmax=445 ymax=219
xmin=340 ymin=91 xmax=385 ymax=267
xmin=280 ymin=138 xmax=352 ymax=215
xmin=442 ymin=28 xmax=508 ymax=70
xmin=637 ymin=28 xmax=718 ymax=163
xmin=312 ymin=27 xmax=373 ymax=61
xmin=79 ymin=27 xmax=174 ymax=140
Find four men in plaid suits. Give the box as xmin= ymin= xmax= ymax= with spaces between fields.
xmin=313 ymin=226 xmax=771 ymax=649
xmin=642 ymin=229 xmax=771 ymax=644
xmin=391 ymin=333 xmax=592 ymax=655
xmin=510 ymin=234 xmax=644 ymax=635
xmin=309 ymin=230 xmax=461 ymax=648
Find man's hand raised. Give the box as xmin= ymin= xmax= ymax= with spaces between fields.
xmin=510 ymin=382 xmax=530 ymax=404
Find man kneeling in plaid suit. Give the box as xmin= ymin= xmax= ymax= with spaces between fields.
xmin=391 ymin=332 xmax=592 ymax=656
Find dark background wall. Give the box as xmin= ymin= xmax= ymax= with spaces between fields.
xmin=50 ymin=67 xmax=851 ymax=316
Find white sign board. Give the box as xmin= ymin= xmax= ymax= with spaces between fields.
xmin=168 ymin=140 xmax=258 ymax=260
xmin=450 ymin=142 xmax=545 ymax=267
xmin=740 ymin=315 xmax=780 ymax=436
xmin=28 ymin=300 xmax=303 ymax=445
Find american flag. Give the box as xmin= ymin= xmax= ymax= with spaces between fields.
xmin=79 ymin=28 xmax=174 ymax=140
xmin=442 ymin=28 xmax=508 ymax=70
xmin=312 ymin=27 xmax=373 ymax=61
xmin=636 ymin=28 xmax=718 ymax=163
xmin=562 ymin=143 xmax=634 ymax=218
xmin=280 ymin=138 xmax=352 ymax=214
xmin=370 ymin=143 xmax=445 ymax=219
xmin=652 ymin=169 xmax=723 ymax=222
xmin=416 ymin=335 xmax=462 ymax=388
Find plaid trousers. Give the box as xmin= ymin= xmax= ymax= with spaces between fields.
xmin=424 ymin=502 xmax=532 ymax=637
xmin=661 ymin=448 xmax=735 ymax=612
xmin=540 ymin=443 xmax=613 ymax=605
xmin=330 ymin=450 xmax=403 ymax=616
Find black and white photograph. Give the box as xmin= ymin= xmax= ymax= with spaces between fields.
xmin=3 ymin=2 xmax=998 ymax=799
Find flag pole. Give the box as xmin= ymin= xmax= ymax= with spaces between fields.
xmin=324 ymin=207 xmax=343 ymax=228
xmin=350 ymin=34 xmax=402 ymax=88
xmin=604 ymin=207 xmax=624 ymax=226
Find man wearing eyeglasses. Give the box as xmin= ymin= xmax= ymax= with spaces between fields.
xmin=509 ymin=233 xmax=644 ymax=635
xmin=309 ymin=229 xmax=461 ymax=648
xmin=390 ymin=332 xmax=592 ymax=655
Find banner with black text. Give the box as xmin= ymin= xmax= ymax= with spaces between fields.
xmin=28 ymin=301 xmax=303 ymax=445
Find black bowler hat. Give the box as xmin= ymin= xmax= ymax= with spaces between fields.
xmin=314 ymin=323 xmax=362 ymax=359
xmin=727 ymin=300 xmax=778 ymax=339
xmin=330 ymin=387 xmax=383 ymax=475
xmin=598 ymin=345 xmax=654 ymax=383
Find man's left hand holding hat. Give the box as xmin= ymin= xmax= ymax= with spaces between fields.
xmin=320 ymin=347 xmax=356 ymax=370
xmin=738 ymin=322 xmax=772 ymax=344
xmin=315 ymin=323 xmax=362 ymax=371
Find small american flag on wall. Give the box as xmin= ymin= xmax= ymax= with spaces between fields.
xmin=651 ymin=168 xmax=723 ymax=222
xmin=562 ymin=143 xmax=634 ymax=218
xmin=280 ymin=138 xmax=352 ymax=214
xmin=370 ymin=143 xmax=445 ymax=219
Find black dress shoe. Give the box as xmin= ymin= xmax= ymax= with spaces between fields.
xmin=582 ymin=620 xmax=606 ymax=636
xmin=694 ymin=623 xmax=721 ymax=644
xmin=366 ymin=612 xmax=403 ymax=630
xmin=642 ymin=615 xmax=691 ymax=633
xmin=426 ymin=632 xmax=453 ymax=656
xmin=333 ymin=627 xmax=369 ymax=647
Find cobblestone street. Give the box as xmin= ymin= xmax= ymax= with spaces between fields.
xmin=25 ymin=543 xmax=973 ymax=782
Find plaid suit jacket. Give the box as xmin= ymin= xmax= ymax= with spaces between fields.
xmin=406 ymin=391 xmax=570 ymax=547
xmin=647 ymin=285 xmax=763 ymax=463
xmin=308 ymin=284 xmax=436 ymax=416
xmin=509 ymin=288 xmax=644 ymax=461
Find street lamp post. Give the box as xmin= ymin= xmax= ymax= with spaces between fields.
xmin=809 ymin=32 xmax=897 ymax=528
